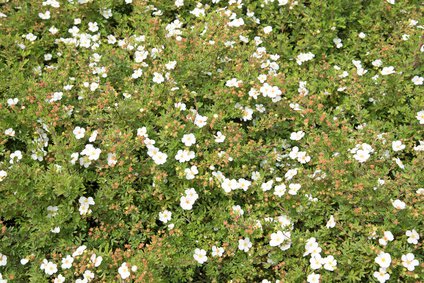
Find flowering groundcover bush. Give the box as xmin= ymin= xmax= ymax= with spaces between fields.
xmin=0 ymin=0 xmax=423 ymax=282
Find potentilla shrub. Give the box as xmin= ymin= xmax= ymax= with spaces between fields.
xmin=0 ymin=0 xmax=422 ymax=282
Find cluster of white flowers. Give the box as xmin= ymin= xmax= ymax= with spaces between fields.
xmin=180 ymin=188 xmax=199 ymax=210
xmin=79 ymin=196 xmax=95 ymax=215
xmin=304 ymin=237 xmax=337 ymax=275
xmin=137 ymin=127 xmax=168 ymax=165
xmin=350 ymin=143 xmax=374 ymax=163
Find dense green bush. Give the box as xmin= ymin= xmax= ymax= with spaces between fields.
xmin=0 ymin=0 xmax=423 ymax=282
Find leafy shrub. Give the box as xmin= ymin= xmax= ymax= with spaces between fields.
xmin=0 ymin=0 xmax=423 ymax=282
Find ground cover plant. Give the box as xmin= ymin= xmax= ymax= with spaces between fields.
xmin=0 ymin=0 xmax=423 ymax=282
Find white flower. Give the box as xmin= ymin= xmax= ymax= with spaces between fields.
xmin=211 ymin=246 xmax=224 ymax=257
xmin=7 ymin=98 xmax=19 ymax=106
xmin=238 ymin=238 xmax=252 ymax=252
xmin=90 ymin=254 xmax=103 ymax=267
xmin=182 ymin=134 xmax=196 ymax=146
xmin=132 ymin=68 xmax=143 ymax=79
xmin=180 ymin=196 xmax=194 ymax=210
xmin=401 ymin=253 xmax=419 ymax=271
xmin=288 ymin=183 xmax=301 ymax=195
xmin=184 ymin=165 xmax=198 ymax=180
xmin=296 ymin=52 xmax=315 ymax=65
xmin=25 ymin=33 xmax=37 ymax=41
xmin=309 ymin=254 xmax=322 ymax=270
xmin=326 ymin=215 xmax=336 ymax=228
xmin=39 ymin=11 xmax=51 ymax=20
xmin=89 ymin=130 xmax=98 ymax=142
xmin=353 ymin=149 xmax=370 ymax=163
xmin=225 ymin=78 xmax=242 ymax=87
xmin=411 ymin=76 xmax=423 ymax=85
xmin=323 ymin=255 xmax=337 ymax=271
xmin=406 ymin=229 xmax=420 ymax=244
xmin=392 ymin=199 xmax=406 ymax=210
xmin=228 ymin=18 xmax=244 ymax=27
xmin=416 ymin=110 xmax=424 ymax=124
xmin=152 ymin=72 xmax=165 ymax=84
xmin=373 ymin=268 xmax=390 ymax=283
xmin=175 ymin=0 xmax=184 ymax=7
xmin=378 ymin=231 xmax=394 ymax=246
xmin=51 ymin=226 xmax=60 ymax=233
xmin=290 ymin=131 xmax=305 ymax=141
xmin=72 ymin=245 xmax=86 ymax=257
xmin=88 ymin=22 xmax=99 ymax=32
xmin=159 ymin=210 xmax=172 ymax=223
xmin=0 ymin=254 xmax=7 ymax=266
xmin=278 ymin=0 xmax=289 ymax=5
xmin=193 ymin=248 xmax=207 ymax=264
xmin=175 ymin=149 xmax=195 ymax=163
xmin=61 ymin=255 xmax=74 ymax=269
xmin=194 ymin=114 xmax=208 ymax=128
xmin=372 ymin=59 xmax=383 ymax=67
xmin=269 ymin=231 xmax=288 ymax=247
xmin=100 ymin=8 xmax=112 ymax=19
xmin=81 ymin=144 xmax=101 ymax=161
xmin=261 ymin=180 xmax=274 ymax=191
xmin=10 ymin=150 xmax=23 ymax=164
xmin=44 ymin=261 xmax=58 ymax=275
xmin=392 ymin=140 xmax=405 ymax=151
xmin=73 ymin=126 xmax=86 ymax=139
xmin=274 ymin=184 xmax=286 ymax=197
xmin=53 ymin=274 xmax=65 ymax=283
xmin=107 ymin=153 xmax=117 ymax=166
xmin=214 ymin=131 xmax=226 ymax=143
xmin=375 ymin=252 xmax=391 ymax=269
xmin=4 ymin=128 xmax=14 ymax=137
xmin=118 ymin=262 xmax=130 ymax=279
xmin=232 ymin=205 xmax=244 ymax=216
xmin=263 ymin=26 xmax=273 ymax=34
xmin=358 ymin=32 xmax=366 ymax=38
xmin=307 ymin=273 xmax=320 ymax=283
xmin=333 ymin=37 xmax=343 ymax=48
xmin=386 ymin=0 xmax=395 ymax=4
xmin=381 ymin=66 xmax=395 ymax=75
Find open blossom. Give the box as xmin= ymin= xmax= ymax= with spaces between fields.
xmin=214 ymin=131 xmax=226 ymax=143
xmin=381 ymin=66 xmax=395 ymax=75
xmin=81 ymin=144 xmax=101 ymax=161
xmin=184 ymin=165 xmax=198 ymax=180
xmin=211 ymin=246 xmax=224 ymax=257
xmin=323 ymin=255 xmax=337 ymax=271
xmin=194 ymin=113 xmax=208 ymax=127
xmin=290 ymin=131 xmax=305 ymax=141
xmin=159 ymin=210 xmax=172 ymax=223
xmin=238 ymin=237 xmax=252 ymax=252
xmin=225 ymin=78 xmax=242 ymax=87
xmin=0 ymin=171 xmax=7 ymax=182
xmin=269 ymin=231 xmax=289 ymax=247
xmin=296 ymin=52 xmax=315 ymax=65
xmin=175 ymin=149 xmax=195 ymax=162
xmin=401 ymin=253 xmax=419 ymax=271
xmin=378 ymin=231 xmax=394 ymax=246
xmin=416 ymin=110 xmax=424 ymax=124
xmin=326 ymin=215 xmax=336 ymax=228
xmin=411 ymin=75 xmax=423 ymax=85
xmin=118 ymin=262 xmax=130 ymax=279
xmin=193 ymin=248 xmax=207 ymax=264
xmin=61 ymin=255 xmax=74 ymax=269
xmin=392 ymin=140 xmax=405 ymax=151
xmin=373 ymin=268 xmax=390 ymax=283
xmin=0 ymin=253 xmax=7 ymax=266
xmin=307 ymin=273 xmax=320 ymax=283
xmin=44 ymin=261 xmax=58 ymax=275
xmin=375 ymin=252 xmax=391 ymax=268
xmin=405 ymin=229 xmax=420 ymax=244
xmin=182 ymin=134 xmax=196 ymax=146
xmin=392 ymin=199 xmax=406 ymax=210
